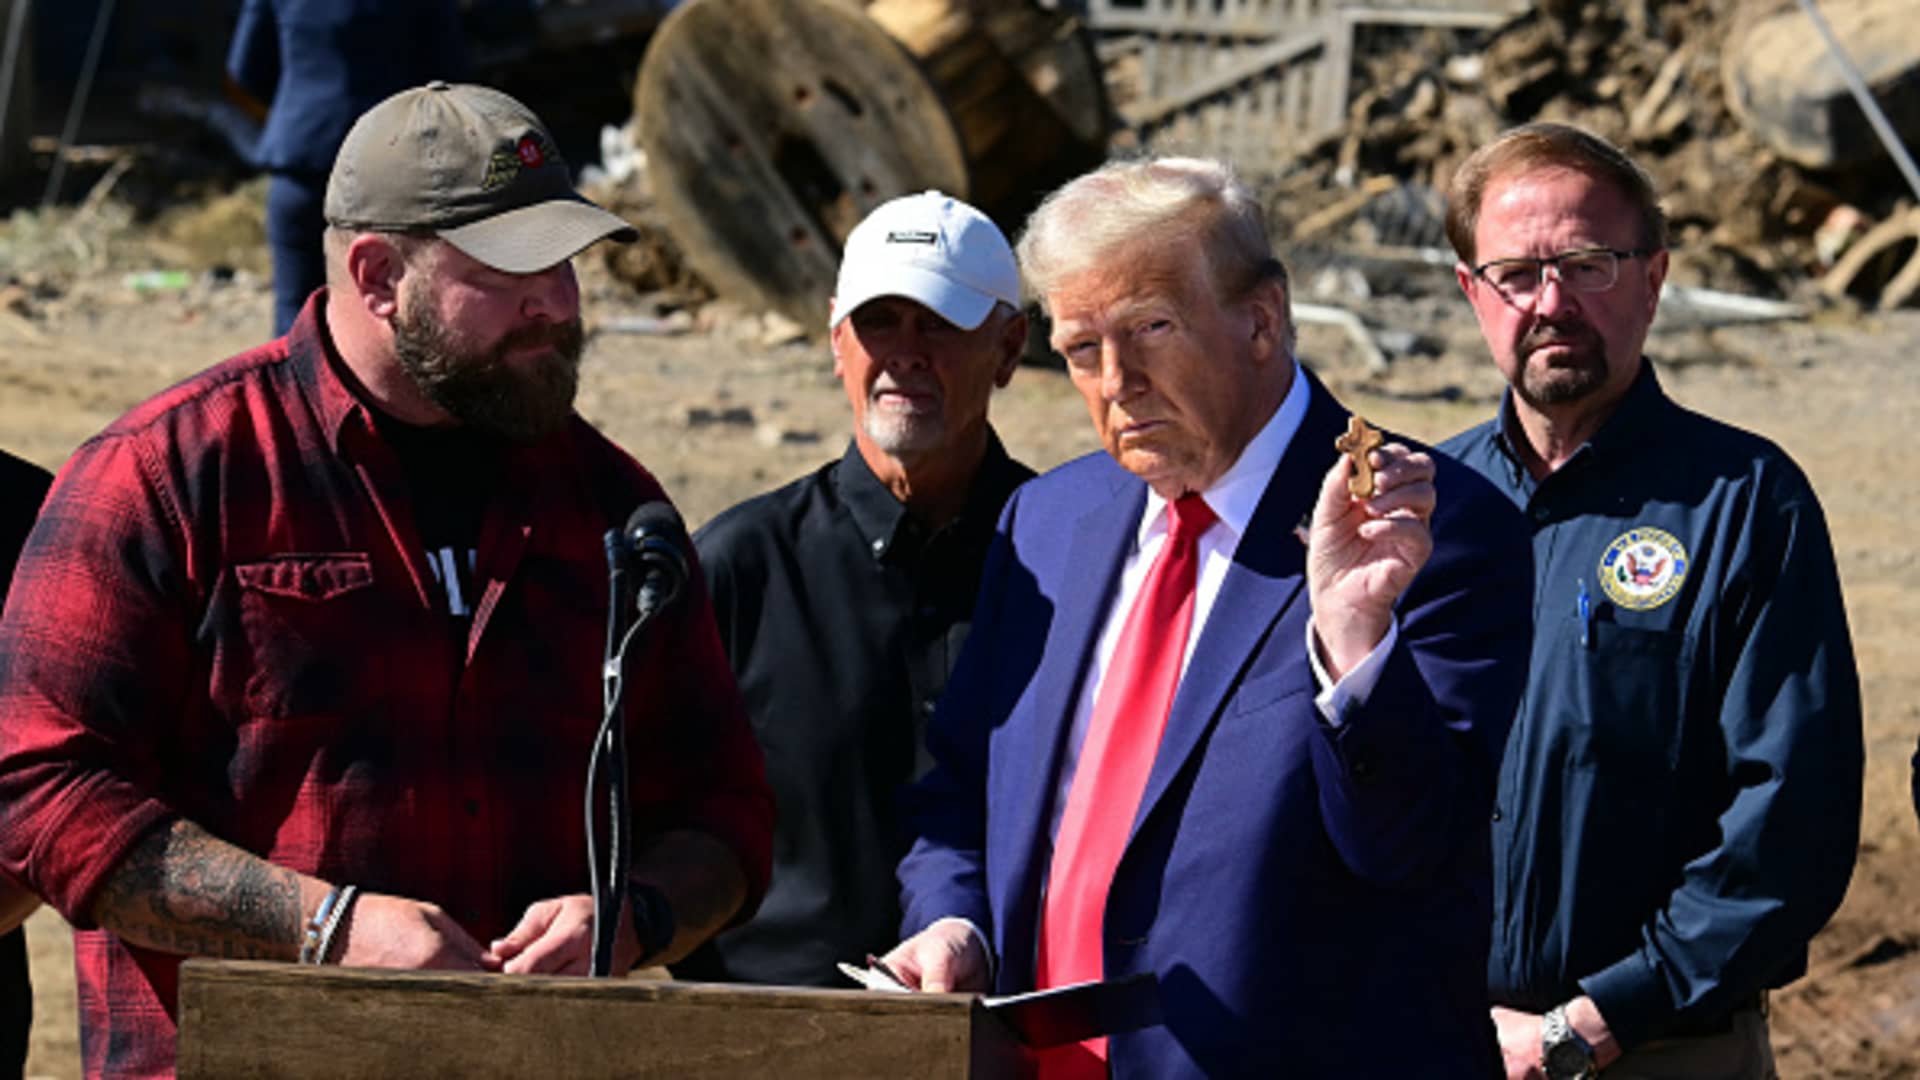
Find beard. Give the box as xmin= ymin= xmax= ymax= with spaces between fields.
xmin=1515 ymin=316 xmax=1611 ymax=408
xmin=392 ymin=294 xmax=584 ymax=444
xmin=861 ymin=384 xmax=947 ymax=456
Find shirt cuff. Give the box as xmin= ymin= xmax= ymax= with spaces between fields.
xmin=930 ymin=915 xmax=996 ymax=988
xmin=1579 ymin=953 xmax=1668 ymax=1052
xmin=1307 ymin=616 xmax=1400 ymax=726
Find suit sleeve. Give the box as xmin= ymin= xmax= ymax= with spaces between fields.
xmin=1580 ymin=471 xmax=1862 ymax=1049
xmin=225 ymin=0 xmax=279 ymax=104
xmin=1307 ymin=460 xmax=1533 ymax=888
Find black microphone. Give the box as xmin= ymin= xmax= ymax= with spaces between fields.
xmin=588 ymin=500 xmax=690 ymax=977
xmin=624 ymin=501 xmax=690 ymax=619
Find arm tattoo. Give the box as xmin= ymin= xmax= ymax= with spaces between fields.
xmin=90 ymin=820 xmax=303 ymax=961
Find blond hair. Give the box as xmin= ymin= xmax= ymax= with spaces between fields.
xmin=1016 ymin=156 xmax=1287 ymax=316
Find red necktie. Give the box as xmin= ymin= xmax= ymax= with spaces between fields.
xmin=1035 ymin=493 xmax=1217 ymax=1077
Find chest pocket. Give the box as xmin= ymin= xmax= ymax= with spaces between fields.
xmin=1574 ymin=617 xmax=1691 ymax=775
xmin=232 ymin=554 xmax=378 ymax=720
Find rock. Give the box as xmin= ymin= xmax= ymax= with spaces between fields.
xmin=755 ymin=422 xmax=822 ymax=447
xmin=684 ymin=404 xmax=757 ymax=427
xmin=758 ymin=311 xmax=810 ymax=348
xmin=0 ymin=283 xmax=32 ymax=318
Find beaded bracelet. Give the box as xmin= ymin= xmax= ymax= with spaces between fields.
xmin=297 ymin=886 xmax=344 ymax=965
xmin=312 ymin=885 xmax=359 ymax=965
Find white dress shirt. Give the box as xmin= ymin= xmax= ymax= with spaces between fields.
xmin=1047 ymin=362 xmax=1398 ymax=837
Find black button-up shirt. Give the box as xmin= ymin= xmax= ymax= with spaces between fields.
xmin=676 ymin=435 xmax=1033 ymax=985
xmin=1441 ymin=362 xmax=1862 ymax=1049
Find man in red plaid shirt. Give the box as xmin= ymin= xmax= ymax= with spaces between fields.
xmin=0 ymin=83 xmax=773 ymax=1076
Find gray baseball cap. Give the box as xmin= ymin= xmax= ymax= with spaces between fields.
xmin=324 ymin=82 xmax=636 ymax=273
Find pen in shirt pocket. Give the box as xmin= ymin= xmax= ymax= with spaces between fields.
xmin=1578 ymin=578 xmax=1594 ymax=649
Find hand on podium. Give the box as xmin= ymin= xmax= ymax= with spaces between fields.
xmin=332 ymin=892 xmax=495 ymax=971
xmin=878 ymin=918 xmax=990 ymax=993
xmin=486 ymin=894 xmax=617 ymax=975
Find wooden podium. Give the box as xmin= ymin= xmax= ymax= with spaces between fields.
xmin=177 ymin=960 xmax=1028 ymax=1078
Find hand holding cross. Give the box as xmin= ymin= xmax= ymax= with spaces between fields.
xmin=1333 ymin=415 xmax=1384 ymax=498
xmin=1308 ymin=415 xmax=1435 ymax=679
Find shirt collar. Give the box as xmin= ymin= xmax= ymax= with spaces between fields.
xmin=1137 ymin=357 xmax=1310 ymax=549
xmin=284 ymin=289 xmax=369 ymax=455
xmin=836 ymin=439 xmax=913 ymax=560
xmin=837 ymin=431 xmax=1025 ymax=561
xmin=954 ymin=430 xmax=1028 ymax=535
xmin=1492 ymin=357 xmax=1671 ymax=485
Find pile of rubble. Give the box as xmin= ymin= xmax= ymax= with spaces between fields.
xmin=591 ymin=0 xmax=1918 ymax=318
xmin=1265 ymin=0 xmax=1919 ymax=303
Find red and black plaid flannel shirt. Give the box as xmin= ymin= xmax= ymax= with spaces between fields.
xmin=0 ymin=294 xmax=773 ymax=1077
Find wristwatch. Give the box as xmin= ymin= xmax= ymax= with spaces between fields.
xmin=1542 ymin=1004 xmax=1597 ymax=1080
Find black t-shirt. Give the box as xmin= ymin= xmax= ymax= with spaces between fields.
xmin=372 ymin=415 xmax=503 ymax=662
xmin=1 ymin=448 xmax=52 ymax=1077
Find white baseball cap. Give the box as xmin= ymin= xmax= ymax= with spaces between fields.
xmin=829 ymin=191 xmax=1020 ymax=331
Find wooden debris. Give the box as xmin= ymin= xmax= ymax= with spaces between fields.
xmin=1252 ymin=0 xmax=1918 ymax=304
xmin=1820 ymin=205 xmax=1920 ymax=309
xmin=1291 ymin=175 xmax=1399 ymax=243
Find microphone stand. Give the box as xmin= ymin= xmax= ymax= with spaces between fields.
xmin=589 ymin=530 xmax=636 ymax=978
xmin=588 ymin=508 xmax=691 ymax=977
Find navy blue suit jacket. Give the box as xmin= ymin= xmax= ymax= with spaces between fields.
xmin=228 ymin=0 xmax=469 ymax=174
xmin=899 ymin=371 xmax=1532 ymax=1076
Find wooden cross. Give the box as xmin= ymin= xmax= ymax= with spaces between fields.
xmin=1333 ymin=415 xmax=1383 ymax=498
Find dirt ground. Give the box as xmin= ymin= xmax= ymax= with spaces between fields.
xmin=3 ymin=220 xmax=1919 ymax=1077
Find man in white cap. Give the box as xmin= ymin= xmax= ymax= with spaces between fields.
xmin=0 ymin=83 xmax=773 ymax=1075
xmin=673 ymin=191 xmax=1033 ymax=986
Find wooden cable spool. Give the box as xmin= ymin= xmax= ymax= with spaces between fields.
xmin=633 ymin=0 xmax=1109 ymax=327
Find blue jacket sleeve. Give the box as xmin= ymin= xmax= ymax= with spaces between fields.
xmin=226 ymin=0 xmax=279 ymax=103
xmin=1581 ymin=471 xmax=1863 ymax=1049
xmin=1307 ymin=455 xmax=1533 ymax=888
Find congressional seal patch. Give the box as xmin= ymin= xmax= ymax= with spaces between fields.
xmin=1598 ymin=527 xmax=1688 ymax=611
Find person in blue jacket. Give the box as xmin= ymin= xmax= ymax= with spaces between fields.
xmin=883 ymin=156 xmax=1533 ymax=1078
xmin=227 ymin=0 xmax=469 ymax=335
xmin=1440 ymin=122 xmax=1863 ymax=1080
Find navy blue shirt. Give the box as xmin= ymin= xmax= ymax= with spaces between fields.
xmin=1441 ymin=361 xmax=1862 ymax=1050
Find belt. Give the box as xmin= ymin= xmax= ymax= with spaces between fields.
xmin=1664 ymin=990 xmax=1769 ymax=1038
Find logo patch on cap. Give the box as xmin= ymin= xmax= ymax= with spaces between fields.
xmin=886 ymin=230 xmax=938 ymax=245
xmin=1598 ymin=526 xmax=1688 ymax=611
xmin=482 ymin=132 xmax=553 ymax=191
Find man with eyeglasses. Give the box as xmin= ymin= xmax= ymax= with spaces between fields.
xmin=1439 ymin=122 xmax=1862 ymax=1080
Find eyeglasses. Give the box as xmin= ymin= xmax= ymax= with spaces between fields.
xmin=1469 ymin=248 xmax=1656 ymax=302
